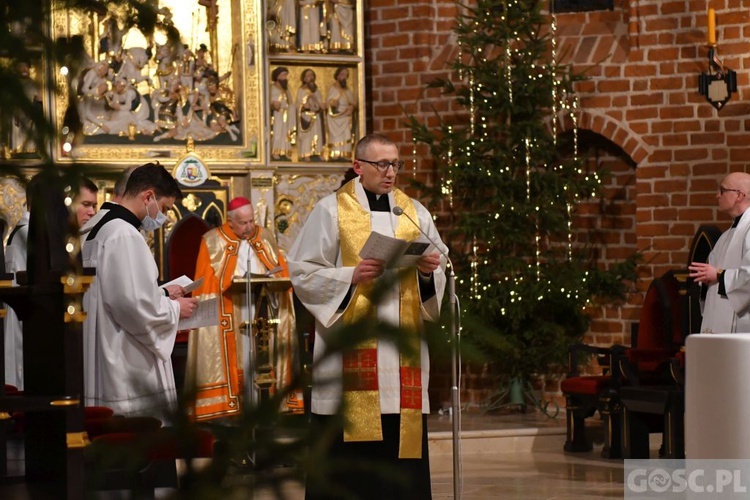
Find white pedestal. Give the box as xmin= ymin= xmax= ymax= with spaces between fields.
xmin=685 ymin=333 xmax=750 ymax=458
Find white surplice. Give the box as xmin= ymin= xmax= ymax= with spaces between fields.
xmin=4 ymin=211 xmax=29 ymax=390
xmin=701 ymin=211 xmax=750 ymax=333
xmin=287 ymin=178 xmax=447 ymax=415
xmin=82 ymin=209 xmax=180 ymax=417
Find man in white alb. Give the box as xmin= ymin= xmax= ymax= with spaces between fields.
xmin=689 ymin=171 xmax=750 ymax=333
xmin=287 ymin=133 xmax=447 ymax=499
xmin=82 ymin=163 xmax=198 ymax=418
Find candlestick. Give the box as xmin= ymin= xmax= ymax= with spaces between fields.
xmin=707 ymin=7 xmax=716 ymax=46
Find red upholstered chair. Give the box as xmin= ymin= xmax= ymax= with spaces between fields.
xmin=4 ymin=384 xmax=20 ymax=396
xmin=615 ymin=270 xmax=687 ymax=459
xmin=616 ymin=226 xmax=721 ymax=459
xmin=87 ymin=427 xmax=216 ymax=494
xmin=165 ymin=213 xmax=211 ymax=285
xmin=562 ymin=271 xmax=686 ymax=458
xmin=84 ymin=415 xmax=162 ymax=439
xmin=12 ymin=405 xmax=116 ymax=435
xmin=165 ymin=213 xmax=211 ymax=391
xmin=617 ymin=271 xmax=684 ymax=384
xmin=561 ymin=344 xmax=622 ymax=458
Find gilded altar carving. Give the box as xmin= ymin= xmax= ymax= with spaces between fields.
xmin=51 ymin=0 xmax=262 ymax=166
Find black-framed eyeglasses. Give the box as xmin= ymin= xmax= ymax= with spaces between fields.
xmin=719 ymin=186 xmax=744 ymax=195
xmin=356 ymin=158 xmax=404 ymax=173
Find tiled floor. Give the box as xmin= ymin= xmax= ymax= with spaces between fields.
xmin=2 ymin=410 xmax=630 ymax=499
xmin=246 ymin=410 xmax=627 ymax=499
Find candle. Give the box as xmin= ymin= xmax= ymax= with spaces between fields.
xmin=707 ymin=7 xmax=716 ymax=45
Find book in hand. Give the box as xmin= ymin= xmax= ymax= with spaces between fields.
xmin=358 ymin=231 xmax=434 ymax=268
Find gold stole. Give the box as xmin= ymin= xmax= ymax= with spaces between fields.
xmin=337 ymin=180 xmax=424 ymax=459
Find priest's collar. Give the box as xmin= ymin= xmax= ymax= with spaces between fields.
xmin=732 ymin=211 xmax=746 ymax=228
xmin=86 ymin=203 xmax=142 ymax=241
xmin=363 ymin=187 xmax=391 ymax=212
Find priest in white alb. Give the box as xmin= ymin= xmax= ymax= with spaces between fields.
xmin=287 ymin=133 xmax=447 ymax=499
xmin=689 ymin=171 xmax=750 ymax=333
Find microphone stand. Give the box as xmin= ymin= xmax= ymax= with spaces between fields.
xmin=447 ymin=262 xmax=461 ymax=500
xmin=244 ymin=242 xmax=257 ymax=467
xmin=392 ymin=207 xmax=462 ymax=499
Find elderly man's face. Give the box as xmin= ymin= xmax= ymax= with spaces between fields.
xmin=75 ymin=187 xmax=98 ymax=226
xmin=229 ymin=205 xmax=255 ymax=239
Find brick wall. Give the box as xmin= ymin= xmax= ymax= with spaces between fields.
xmin=365 ymin=0 xmax=743 ymax=403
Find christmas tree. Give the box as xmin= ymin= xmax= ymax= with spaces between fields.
xmin=408 ymin=0 xmax=637 ymax=390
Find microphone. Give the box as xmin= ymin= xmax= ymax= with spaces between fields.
xmin=392 ymin=206 xmax=453 ymax=276
xmin=394 ymin=206 xmax=461 ymax=495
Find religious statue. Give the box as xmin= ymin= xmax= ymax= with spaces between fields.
xmin=328 ymin=0 xmax=355 ymax=53
xmin=298 ymin=0 xmax=325 ymax=52
xmin=198 ymin=0 xmax=220 ymax=70
xmin=270 ymin=67 xmax=295 ymax=160
xmin=206 ymin=76 xmax=240 ymax=141
xmin=102 ymin=77 xmax=158 ymax=137
xmin=296 ymin=68 xmax=325 ymax=160
xmin=267 ymin=0 xmax=297 ymax=52
xmin=78 ymin=61 xmax=112 ymax=135
xmin=326 ymin=66 xmax=357 ymax=160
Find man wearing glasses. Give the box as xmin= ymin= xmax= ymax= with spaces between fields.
xmin=689 ymin=172 xmax=750 ymax=333
xmin=288 ymin=133 xmax=447 ymax=499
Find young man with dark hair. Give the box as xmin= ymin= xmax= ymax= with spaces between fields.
xmin=82 ymin=163 xmax=197 ymax=418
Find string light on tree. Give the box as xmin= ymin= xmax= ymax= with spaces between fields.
xmin=407 ymin=0 xmax=637 ymax=401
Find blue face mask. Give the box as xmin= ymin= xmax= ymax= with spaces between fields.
xmin=141 ymin=197 xmax=168 ymax=231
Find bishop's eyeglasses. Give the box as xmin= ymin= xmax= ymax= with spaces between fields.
xmin=357 ymin=158 xmax=404 ymax=173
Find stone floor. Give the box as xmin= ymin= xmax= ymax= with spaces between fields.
xmin=1 ymin=409 xmax=632 ymax=499
xmin=428 ymin=411 xmax=625 ymax=499
xmin=245 ymin=410 xmax=628 ymax=499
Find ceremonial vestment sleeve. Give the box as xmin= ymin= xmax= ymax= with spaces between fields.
xmin=412 ymin=199 xmax=448 ymax=322
xmin=193 ymin=236 xmax=223 ymax=296
xmin=287 ymin=196 xmax=354 ymax=330
xmin=722 ymin=227 xmax=750 ymax=317
xmin=98 ymin=229 xmax=180 ymax=362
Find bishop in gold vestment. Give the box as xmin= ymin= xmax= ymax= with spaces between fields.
xmin=186 ymin=197 xmax=299 ymax=421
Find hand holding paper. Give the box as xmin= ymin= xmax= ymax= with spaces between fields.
xmin=417 ymin=252 xmax=441 ymax=275
xmin=177 ymin=297 xmax=219 ymax=330
xmin=358 ymin=231 xmax=434 ymax=268
xmin=160 ymin=275 xmax=204 ymax=299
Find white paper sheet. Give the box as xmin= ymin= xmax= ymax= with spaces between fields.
xmin=177 ymin=297 xmax=219 ymax=330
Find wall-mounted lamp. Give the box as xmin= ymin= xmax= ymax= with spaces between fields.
xmin=698 ymin=7 xmax=737 ymax=110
